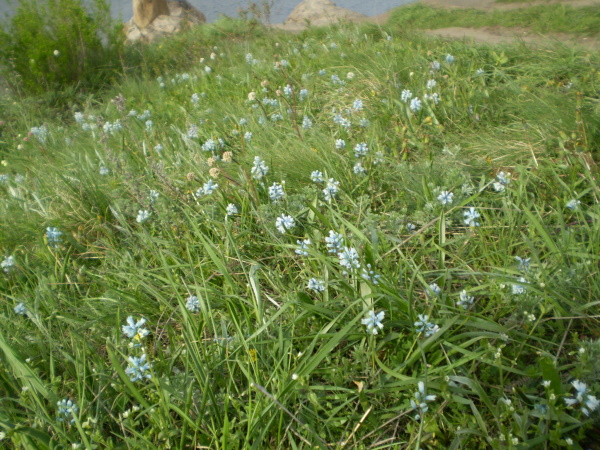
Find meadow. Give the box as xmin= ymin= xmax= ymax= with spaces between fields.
xmin=0 ymin=5 xmax=600 ymax=448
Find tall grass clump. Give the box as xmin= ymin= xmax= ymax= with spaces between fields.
xmin=0 ymin=0 xmax=123 ymax=95
xmin=0 ymin=15 xmax=599 ymax=448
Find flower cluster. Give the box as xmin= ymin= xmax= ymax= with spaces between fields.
xmin=410 ymin=381 xmax=436 ymax=420
xmin=565 ymin=380 xmax=599 ymax=416
xmin=414 ymin=314 xmax=440 ymax=337
xmin=361 ymin=310 xmax=385 ymax=335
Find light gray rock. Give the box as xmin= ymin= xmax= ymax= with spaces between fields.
xmin=126 ymin=0 xmax=206 ymax=44
xmin=276 ymin=0 xmax=367 ymax=31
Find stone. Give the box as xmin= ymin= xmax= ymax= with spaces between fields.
xmin=133 ymin=0 xmax=170 ymax=28
xmin=276 ymin=0 xmax=367 ymax=32
xmin=126 ymin=0 xmax=206 ymax=44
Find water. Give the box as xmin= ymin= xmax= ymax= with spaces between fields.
xmin=0 ymin=0 xmax=414 ymax=24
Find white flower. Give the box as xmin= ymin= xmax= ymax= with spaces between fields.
xmin=136 ymin=210 xmax=151 ymax=223
xmin=437 ymin=191 xmax=454 ymax=205
xmin=361 ymin=310 xmax=385 ymax=335
xmin=275 ymin=214 xmax=295 ymax=234
xmin=226 ymin=203 xmax=238 ymax=216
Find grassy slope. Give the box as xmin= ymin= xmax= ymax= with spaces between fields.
xmin=0 ymin=15 xmax=599 ymax=449
xmin=389 ymin=3 xmax=600 ymax=35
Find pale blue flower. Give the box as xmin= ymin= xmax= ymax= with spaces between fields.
xmin=302 ymin=116 xmax=313 ymax=129
xmin=339 ymin=247 xmax=360 ymax=271
xmin=457 ymin=290 xmax=474 ymax=309
xmin=125 ymin=354 xmax=152 ymax=382
xmin=1 ymin=255 xmax=15 ymax=273
xmin=323 ymin=178 xmax=340 ymax=201
xmin=335 ymin=139 xmax=346 ymax=149
xmin=271 ymin=113 xmax=283 ymax=122
xmin=191 ymin=93 xmax=200 ymax=104
xmin=57 ymin=398 xmax=78 ymax=423
xmin=361 ymin=264 xmax=380 ymax=284
xmin=279 ymin=59 xmax=289 ymax=67
xmin=361 ymin=310 xmax=385 ymax=335
xmin=154 ymin=144 xmax=163 ymax=153
xmin=299 ymin=88 xmax=308 ymax=100
xmin=566 ymin=199 xmax=581 ymax=211
xmin=202 ymin=139 xmax=217 ymax=152
xmin=148 ymin=190 xmax=159 ymax=203
xmin=268 ymin=182 xmax=285 ymax=203
xmin=311 ymin=170 xmax=324 ymax=182
xmin=430 ymin=61 xmax=441 ymax=71
xmin=437 ymin=191 xmax=454 ymax=206
xmin=426 ymin=79 xmax=437 ymax=90
xmin=122 ymin=316 xmax=150 ymax=340
xmin=476 ymin=68 xmax=485 ymax=75
xmin=74 ymin=112 xmax=85 ymax=124
xmin=196 ymin=179 xmax=218 ymax=197
xmin=512 ymin=277 xmax=526 ymax=295
xmin=14 ymin=302 xmax=27 ymax=315
xmin=515 ymin=256 xmax=530 ymax=272
xmin=137 ymin=110 xmax=151 ymax=120
xmin=406 ymin=223 xmax=416 ymax=232
xmin=428 ymin=283 xmax=441 ymax=297
xmin=353 ymin=162 xmax=366 ymax=175
xmin=410 ymin=381 xmax=436 ymax=420
xmin=463 ymin=207 xmax=481 ymax=227
xmin=352 ymin=99 xmax=363 ymax=111
xmin=410 ymin=97 xmax=422 ymax=112
xmin=565 ymin=380 xmax=600 ymax=416
xmin=283 ymin=85 xmax=292 ymax=96
xmin=187 ymin=125 xmax=199 ymax=139
xmin=318 ymin=69 xmax=327 ymax=76
xmin=354 ymin=143 xmax=369 ymax=158
xmin=445 ymin=54 xmax=455 ymax=64
xmin=275 ymin=214 xmax=295 ymax=234
xmin=244 ymin=131 xmax=252 ymax=141
xmin=401 ymin=89 xmax=413 ymax=103
xmin=493 ymin=171 xmax=511 ymax=192
xmin=99 ymin=166 xmax=109 ymax=176
xmin=295 ymin=239 xmax=311 ymax=256
xmin=30 ymin=125 xmax=48 ymax=144
xmin=307 ymin=278 xmax=325 ymax=292
xmin=46 ymin=227 xmax=62 ymax=247
xmin=325 ymin=231 xmax=344 ymax=254
xmin=226 ymin=203 xmax=238 ymax=216
xmin=424 ymin=92 xmax=441 ymax=105
xmin=414 ymin=314 xmax=439 ymax=337
xmin=136 ymin=210 xmax=151 ymax=223
xmin=185 ymin=295 xmax=200 ymax=312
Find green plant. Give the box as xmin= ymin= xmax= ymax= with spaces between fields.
xmin=0 ymin=0 xmax=123 ymax=95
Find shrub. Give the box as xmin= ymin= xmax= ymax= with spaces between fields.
xmin=0 ymin=0 xmax=123 ymax=94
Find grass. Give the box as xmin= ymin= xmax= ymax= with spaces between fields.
xmin=0 ymin=10 xmax=600 ymax=449
xmin=388 ymin=3 xmax=600 ymax=36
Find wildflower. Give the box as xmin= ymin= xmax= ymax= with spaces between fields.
xmin=271 ymin=113 xmax=283 ymax=122
xmin=57 ymin=399 xmax=78 ymax=424
xmin=565 ymin=380 xmax=600 ymax=416
xmin=476 ymin=68 xmax=485 ymax=75
xmin=99 ymin=166 xmax=109 ymax=176
xmin=338 ymin=247 xmax=360 ymax=271
xmin=74 ymin=112 xmax=85 ymax=124
xmin=401 ymin=89 xmax=413 ymax=103
xmin=354 ymin=142 xmax=368 ymax=158
xmin=196 ymin=179 xmax=218 ymax=197
xmin=275 ymin=214 xmax=295 ymax=234
xmin=295 ymin=239 xmax=311 ymax=256
xmin=335 ymin=139 xmax=346 ymax=149
xmin=515 ymin=256 xmax=530 ymax=272
xmin=322 ymin=178 xmax=340 ymax=201
xmin=46 ymin=227 xmax=63 ymax=247
xmin=325 ymin=231 xmax=344 ymax=254
xmin=136 ymin=210 xmax=151 ymax=223
xmin=122 ymin=316 xmax=150 ymax=340
xmin=353 ymin=162 xmax=366 ymax=175
xmin=352 ymin=99 xmax=363 ymax=111
xmin=226 ymin=203 xmax=238 ymax=216
xmin=311 ymin=170 xmax=324 ymax=182
xmin=125 ymin=354 xmax=152 ymax=382
xmin=437 ymin=191 xmax=454 ymax=206
xmin=463 ymin=207 xmax=481 ymax=227
xmin=445 ymin=54 xmax=455 ymax=64
xmin=374 ymin=151 xmax=384 ymax=164
xmin=406 ymin=223 xmax=416 ymax=232
xmin=299 ymin=88 xmax=309 ymax=100
xmin=30 ymin=125 xmax=48 ymax=144
xmin=187 ymin=124 xmax=199 ymax=139
xmin=307 ymin=278 xmax=326 ymax=292
xmin=542 ymin=380 xmax=551 ymax=388
xmin=566 ymin=199 xmax=581 ymax=211
xmin=283 ymin=85 xmax=292 ymax=96
xmin=414 ymin=314 xmax=440 ymax=337
xmin=202 ymin=139 xmax=217 ymax=152
xmin=511 ymin=277 xmax=526 ymax=295
xmin=280 ymin=59 xmax=289 ymax=67
xmin=428 ymin=283 xmax=441 ymax=297
xmin=361 ymin=310 xmax=385 ymax=335
xmin=14 ymin=302 xmax=27 ymax=315
xmin=409 ymin=97 xmax=422 ymax=112
xmin=185 ymin=295 xmax=201 ymax=312
xmin=493 ymin=171 xmax=511 ymax=192
xmin=318 ymin=69 xmax=326 ymax=76
xmin=148 ymin=190 xmax=159 ymax=203
xmin=302 ymin=116 xmax=313 ymax=129
xmin=410 ymin=381 xmax=436 ymax=420
xmin=426 ymin=79 xmax=437 ymax=90
xmin=361 ymin=264 xmax=380 ymax=284
xmin=244 ymin=131 xmax=252 ymax=141
xmin=191 ymin=93 xmax=200 ymax=104
xmin=457 ymin=290 xmax=474 ymax=309
xmin=204 ymin=66 xmax=212 ymax=73
xmin=154 ymin=144 xmax=163 ymax=153
xmin=268 ymin=182 xmax=285 ymax=203
xmin=430 ymin=61 xmax=441 ymax=71
xmin=2 ymin=255 xmax=15 ymax=273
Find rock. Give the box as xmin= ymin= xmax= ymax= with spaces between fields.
xmin=125 ymin=0 xmax=206 ymax=44
xmin=133 ymin=0 xmax=170 ymax=28
xmin=276 ymin=0 xmax=367 ymax=31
